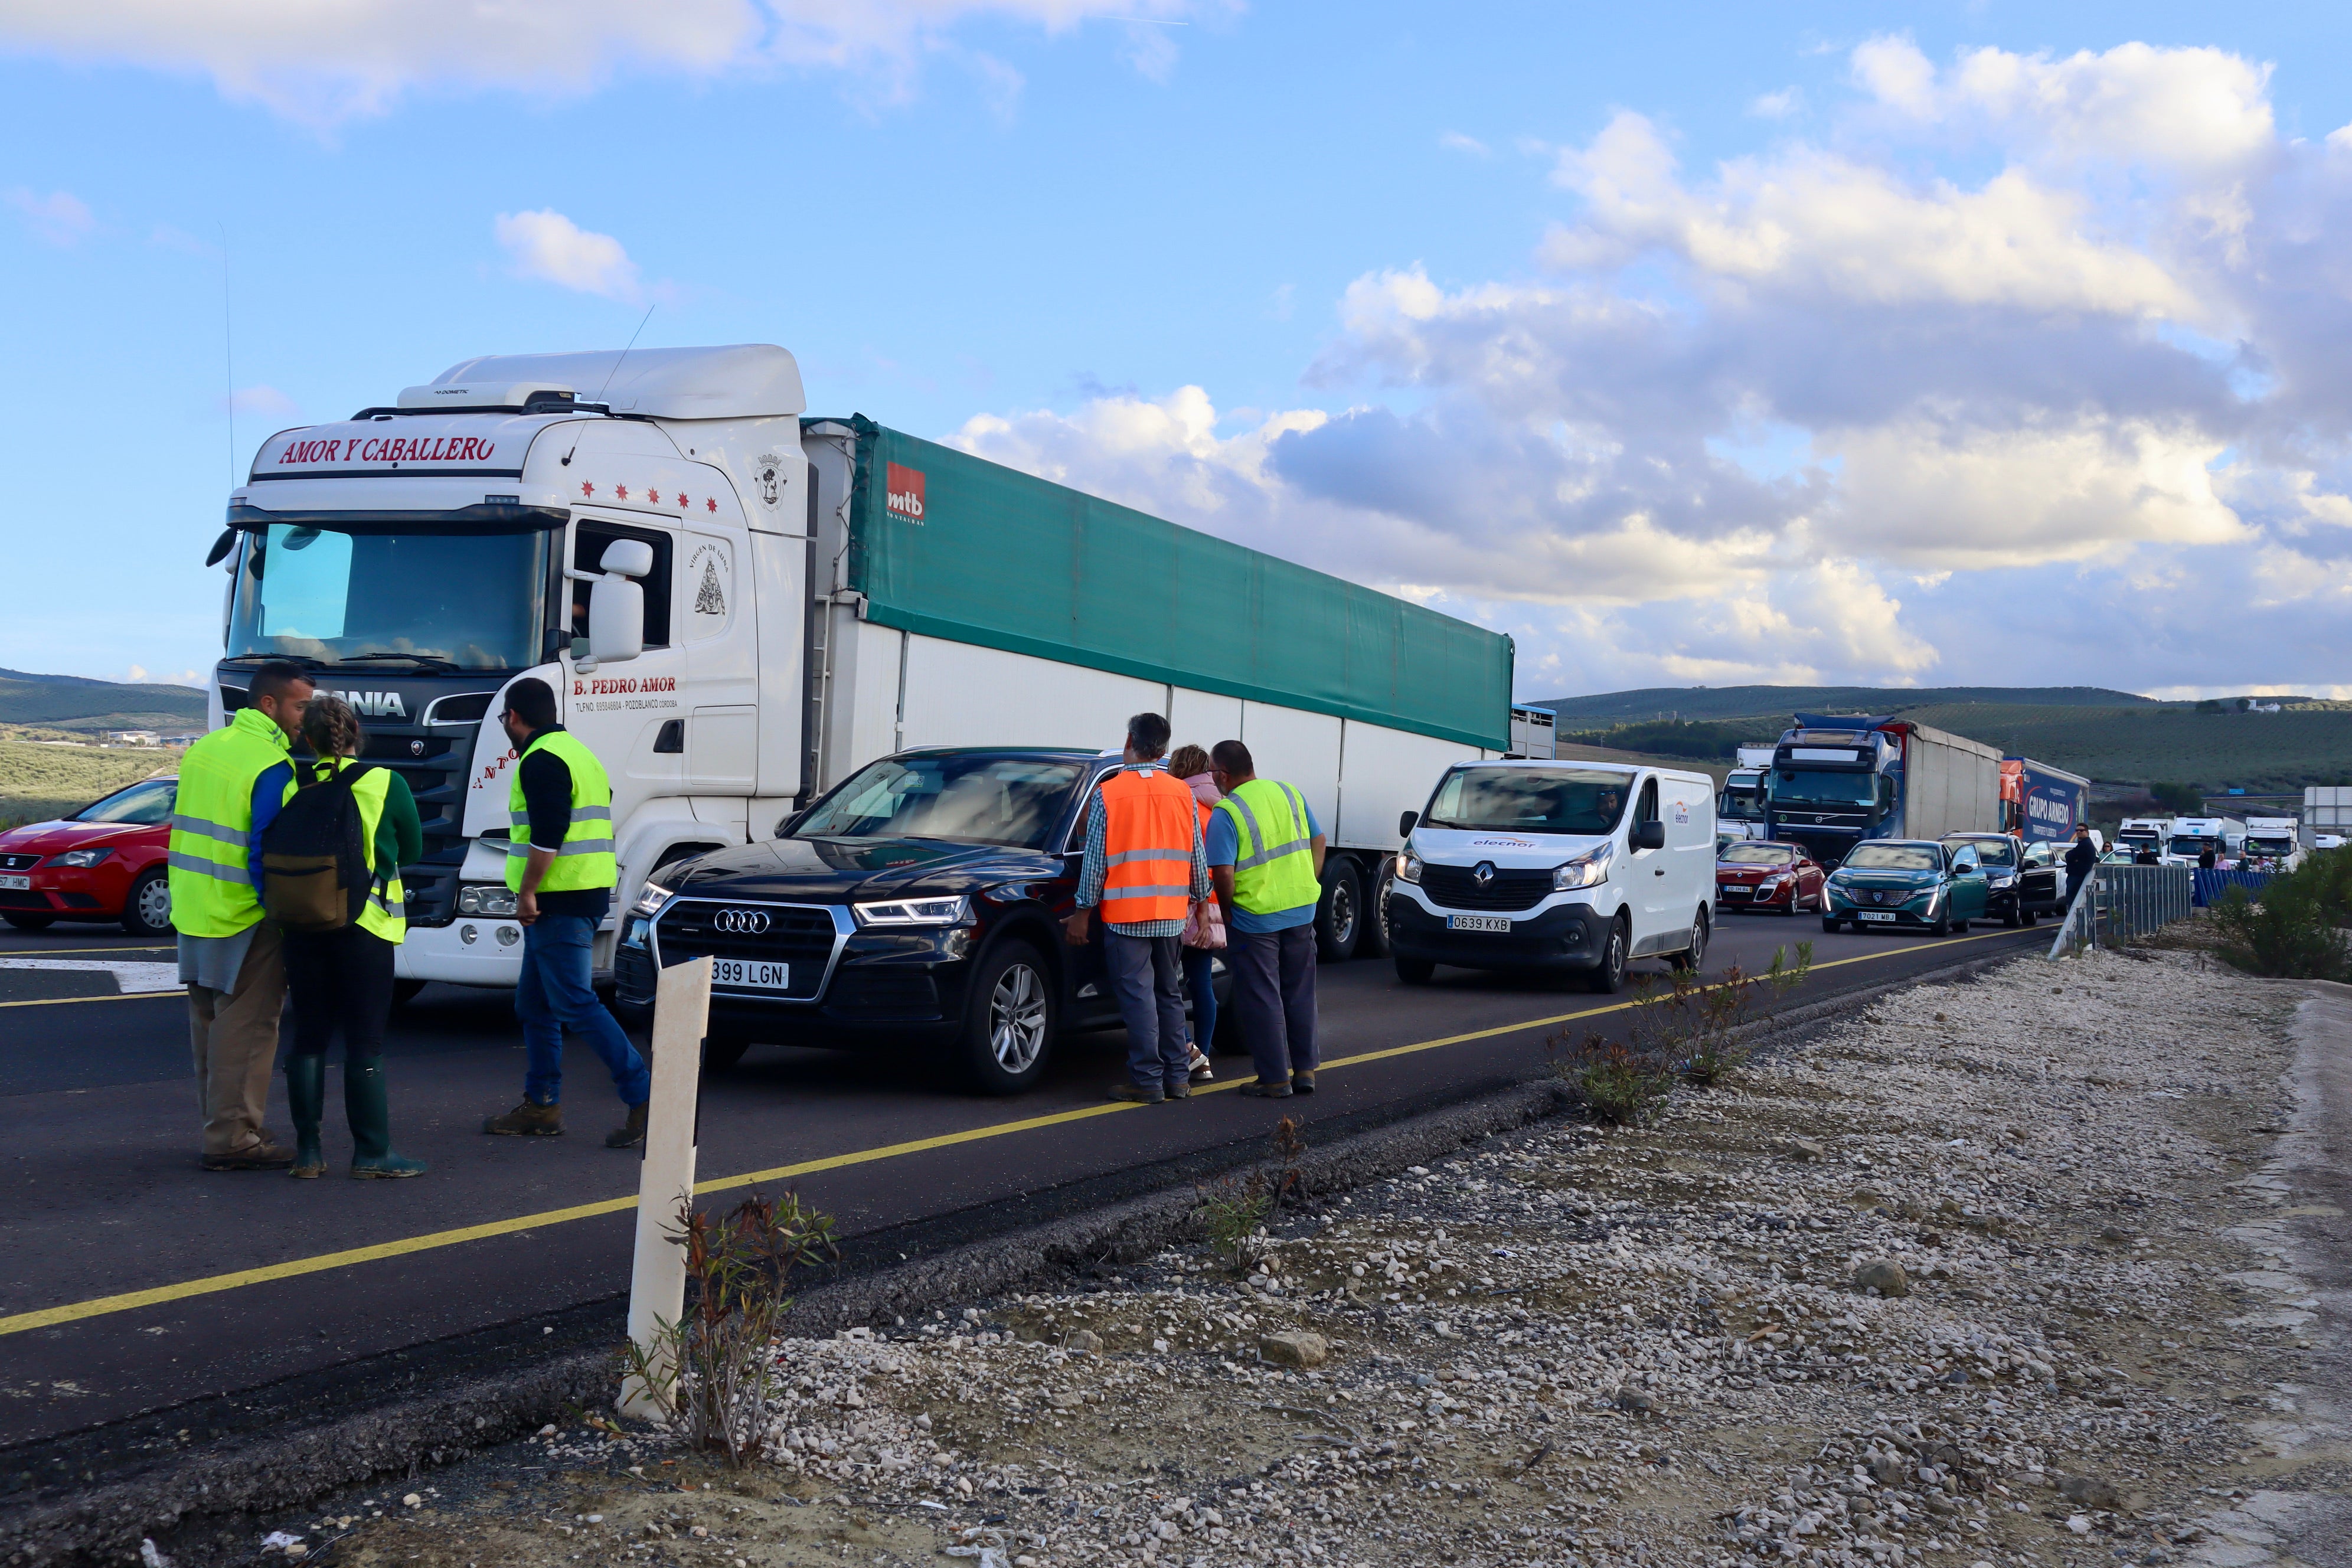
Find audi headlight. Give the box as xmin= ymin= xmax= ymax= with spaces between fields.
xmin=46 ymin=847 xmax=113 ymax=868
xmin=457 ymin=884 xmax=520 ymax=917
xmin=853 ymin=896 xmax=969 ymax=927
xmin=630 ymin=882 xmax=677 ymax=919
xmin=1553 ymin=842 xmax=1613 ymax=890
xmin=1395 ymin=850 xmax=1423 ymax=884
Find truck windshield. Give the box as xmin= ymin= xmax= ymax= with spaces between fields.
xmin=1719 ymin=776 xmax=1765 ymax=821
xmin=1423 ymin=767 xmax=1631 ymax=836
xmin=2169 ymin=835 xmax=2218 ymax=856
xmin=1773 ymin=769 xmax=1876 ymax=806
xmin=2246 ymin=837 xmax=2294 ymax=855
xmin=226 ymin=524 xmax=550 ymax=671
xmin=1844 ymin=844 xmax=1939 ymax=871
xmin=794 ymin=756 xmax=1087 ymax=848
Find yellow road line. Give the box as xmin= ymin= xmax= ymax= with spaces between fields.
xmin=0 ymin=924 xmax=2026 ymax=1337
xmin=0 ymin=990 xmax=180 ymax=1009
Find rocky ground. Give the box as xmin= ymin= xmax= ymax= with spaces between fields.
xmin=208 ymin=942 xmax=2347 ymax=1568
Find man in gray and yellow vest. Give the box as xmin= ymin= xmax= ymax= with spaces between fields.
xmin=481 ymin=677 xmax=652 ymax=1148
xmin=1206 ymin=739 xmax=1327 ymax=1098
xmin=169 ymin=660 xmax=310 ymax=1170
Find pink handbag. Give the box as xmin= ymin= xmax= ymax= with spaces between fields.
xmin=1182 ymin=895 xmax=1227 ymax=950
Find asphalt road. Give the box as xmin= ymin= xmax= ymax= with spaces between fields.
xmin=0 ymin=913 xmax=2045 ymax=1447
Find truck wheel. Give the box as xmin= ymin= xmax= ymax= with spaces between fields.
xmin=1585 ymin=917 xmax=1629 ymax=994
xmin=956 ymin=939 xmax=1056 ymax=1095
xmin=121 ymin=868 xmax=172 ymax=936
xmin=1315 ymin=860 xmax=1363 ymax=962
xmin=702 ymin=1031 xmax=752 ymax=1073
xmin=1667 ymin=909 xmax=1709 ymax=972
xmin=1394 ymin=955 xmax=1435 ymax=985
xmin=1358 ymin=860 xmax=1395 ymax=959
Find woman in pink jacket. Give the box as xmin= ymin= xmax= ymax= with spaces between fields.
xmin=1169 ymin=744 xmax=1224 ymax=1082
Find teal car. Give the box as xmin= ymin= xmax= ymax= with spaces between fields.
xmin=1821 ymin=839 xmax=1990 ymax=936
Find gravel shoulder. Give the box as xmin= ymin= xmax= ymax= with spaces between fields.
xmin=207 ymin=944 xmax=2348 ymax=1568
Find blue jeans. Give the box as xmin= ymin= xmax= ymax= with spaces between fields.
xmin=517 ymin=914 xmax=649 ymax=1108
xmin=1182 ymin=946 xmax=1218 ymax=1052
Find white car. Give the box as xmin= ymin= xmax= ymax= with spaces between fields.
xmin=1386 ymin=759 xmax=1717 ymax=992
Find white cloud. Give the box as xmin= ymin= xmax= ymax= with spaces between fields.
xmin=1439 ymin=130 xmax=1491 ymax=157
xmin=0 ymin=0 xmax=1206 ymax=126
xmin=494 ymin=210 xmax=642 ymax=303
xmin=5 ymin=187 xmax=94 ymax=245
xmin=1749 ymin=87 xmax=1802 ymax=120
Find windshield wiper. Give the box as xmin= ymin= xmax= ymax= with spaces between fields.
xmin=332 ymin=652 xmax=460 ymax=672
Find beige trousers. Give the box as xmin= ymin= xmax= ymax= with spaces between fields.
xmin=187 ymin=921 xmax=286 ymax=1156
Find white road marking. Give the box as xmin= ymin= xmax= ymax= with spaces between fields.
xmin=0 ymin=959 xmax=182 ymax=993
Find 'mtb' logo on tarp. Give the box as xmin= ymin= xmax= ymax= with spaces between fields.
xmin=886 ymin=462 xmax=926 ymax=523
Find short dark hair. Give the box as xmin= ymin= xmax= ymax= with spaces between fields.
xmin=248 ymin=661 xmax=314 ymax=705
xmin=1126 ymin=711 xmax=1171 ymax=760
xmin=502 ymin=676 xmax=560 ymax=732
xmin=1210 ymin=739 xmax=1253 ymax=776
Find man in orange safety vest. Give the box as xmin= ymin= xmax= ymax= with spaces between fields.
xmin=1065 ymin=711 xmax=1212 ymax=1103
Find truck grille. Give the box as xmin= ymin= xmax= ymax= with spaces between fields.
xmin=653 ymin=900 xmax=841 ymax=1002
xmin=1418 ymin=864 xmax=1554 ymax=913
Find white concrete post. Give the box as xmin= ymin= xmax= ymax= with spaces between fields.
xmin=619 ymin=955 xmax=711 ymax=1422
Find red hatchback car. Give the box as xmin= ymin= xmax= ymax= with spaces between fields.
xmin=0 ymin=776 xmax=178 ymax=936
xmin=1716 ymin=839 xmax=1827 ymax=916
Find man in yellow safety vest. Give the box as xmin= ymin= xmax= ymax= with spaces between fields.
xmin=1206 ymin=739 xmax=1327 ymax=1097
xmin=481 ymin=677 xmax=651 ymax=1147
xmin=169 ymin=660 xmax=312 ymax=1169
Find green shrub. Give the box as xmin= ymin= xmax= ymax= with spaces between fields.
xmin=2210 ymin=848 xmax=2352 ymax=981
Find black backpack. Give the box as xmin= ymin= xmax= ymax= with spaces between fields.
xmin=261 ymin=762 xmax=375 ymax=932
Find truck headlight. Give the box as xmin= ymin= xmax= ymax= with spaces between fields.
xmin=457 ymin=884 xmax=520 ymax=916
xmin=1553 ymin=842 xmax=1613 ymax=890
xmin=1395 ymin=850 xmax=1423 ymax=884
xmin=629 ymin=883 xmax=677 ymax=918
xmin=45 ymin=848 xmax=113 ymax=868
xmin=853 ymin=896 xmax=969 ymax=927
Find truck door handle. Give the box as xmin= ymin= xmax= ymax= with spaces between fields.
xmin=1654 ymin=868 xmax=1665 ymax=877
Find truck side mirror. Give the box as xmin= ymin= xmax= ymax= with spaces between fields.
xmin=589 ymin=576 xmax=644 ymax=664
xmin=205 ymin=528 xmax=238 ymax=568
xmin=1399 ymin=810 xmax=1418 ymax=837
xmin=1631 ymin=821 xmax=1665 ymax=851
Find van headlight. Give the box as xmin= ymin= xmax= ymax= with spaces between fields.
xmin=1553 ymin=842 xmax=1613 ymax=890
xmin=853 ymin=896 xmax=969 ymax=927
xmin=1395 ymin=850 xmax=1423 ymax=884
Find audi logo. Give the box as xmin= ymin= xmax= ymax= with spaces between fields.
xmin=714 ymin=909 xmax=772 ymax=935
xmin=1472 ymin=861 xmax=1496 ymax=888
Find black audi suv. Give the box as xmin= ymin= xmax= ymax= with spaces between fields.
xmin=613 ymin=746 xmax=1230 ymax=1093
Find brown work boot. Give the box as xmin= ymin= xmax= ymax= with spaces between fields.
xmin=605 ymin=1102 xmax=648 ymax=1149
xmin=202 ymin=1137 xmax=296 ymax=1171
xmin=483 ymin=1100 xmax=564 ymax=1137
xmin=1291 ymin=1070 xmax=1317 ymax=1095
xmin=1106 ymin=1080 xmax=1165 ymax=1105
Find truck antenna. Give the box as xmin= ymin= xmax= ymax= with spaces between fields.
xmin=220 ymin=222 xmax=236 ymax=487
xmin=565 ymin=302 xmax=655 ymax=467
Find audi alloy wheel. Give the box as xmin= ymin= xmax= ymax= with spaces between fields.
xmin=958 ymin=939 xmax=1057 ymax=1095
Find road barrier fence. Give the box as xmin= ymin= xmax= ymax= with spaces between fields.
xmin=2191 ymin=868 xmax=2273 ymax=908
xmin=2047 ymin=864 xmax=2194 ymax=959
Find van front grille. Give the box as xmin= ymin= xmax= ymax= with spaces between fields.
xmin=1417 ymin=864 xmax=1554 ymax=913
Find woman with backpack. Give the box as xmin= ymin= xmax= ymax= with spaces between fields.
xmin=1169 ymin=743 xmax=1226 ymax=1082
xmin=278 ymin=695 xmax=426 ymax=1178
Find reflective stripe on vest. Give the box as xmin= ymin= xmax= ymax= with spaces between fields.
xmin=1097 ymin=767 xmax=1198 ymax=925
xmin=1217 ymin=778 xmax=1320 ymax=916
xmin=167 ymin=708 xmax=292 ymax=937
xmin=505 ymin=729 xmax=619 ymax=894
xmin=315 ymin=758 xmax=406 ymax=945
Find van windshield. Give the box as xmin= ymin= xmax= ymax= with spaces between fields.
xmin=793 ymin=755 xmax=1087 ymax=848
xmin=1423 ymin=767 xmax=1631 ymax=837
xmin=1844 ymin=844 xmax=1939 ymax=871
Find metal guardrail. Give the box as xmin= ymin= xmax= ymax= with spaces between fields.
xmin=2046 ymin=864 xmax=2194 ymax=959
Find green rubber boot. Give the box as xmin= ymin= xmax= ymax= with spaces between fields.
xmin=286 ymin=1055 xmax=327 ymax=1179
xmin=345 ymin=1059 xmax=427 ymax=1179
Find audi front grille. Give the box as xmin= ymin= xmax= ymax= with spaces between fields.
xmin=651 ymin=900 xmax=846 ymax=1002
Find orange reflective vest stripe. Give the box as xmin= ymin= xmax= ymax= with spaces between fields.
xmin=1099 ymin=767 xmax=1198 ymax=925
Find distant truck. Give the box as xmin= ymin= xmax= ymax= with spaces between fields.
xmin=1508 ymin=704 xmax=1557 ymax=760
xmin=2241 ymin=816 xmax=2300 ymax=867
xmin=1714 ymin=746 xmax=1779 ymax=844
xmin=2303 ymin=787 xmax=2352 ymax=849
xmin=1763 ymin=714 xmax=2001 ymax=868
xmin=2115 ymin=817 xmax=2170 ymax=859
xmin=1999 ymin=757 xmax=2088 ymax=845
xmin=2162 ymin=817 xmax=2245 ymax=867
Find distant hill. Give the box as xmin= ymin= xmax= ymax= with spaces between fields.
xmin=1527 ymin=685 xmax=2352 ymax=792
xmin=1528 ymin=685 xmax=2156 ymax=723
xmin=0 ymin=668 xmax=207 ymax=732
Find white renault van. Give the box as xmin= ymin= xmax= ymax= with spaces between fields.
xmin=1384 ymin=759 xmax=1717 ymax=992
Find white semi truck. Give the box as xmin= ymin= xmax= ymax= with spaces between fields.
xmin=210 ymin=345 xmax=1514 ymax=994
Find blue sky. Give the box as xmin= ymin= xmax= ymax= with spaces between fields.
xmin=6 ymin=1 xmax=2352 ymax=700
